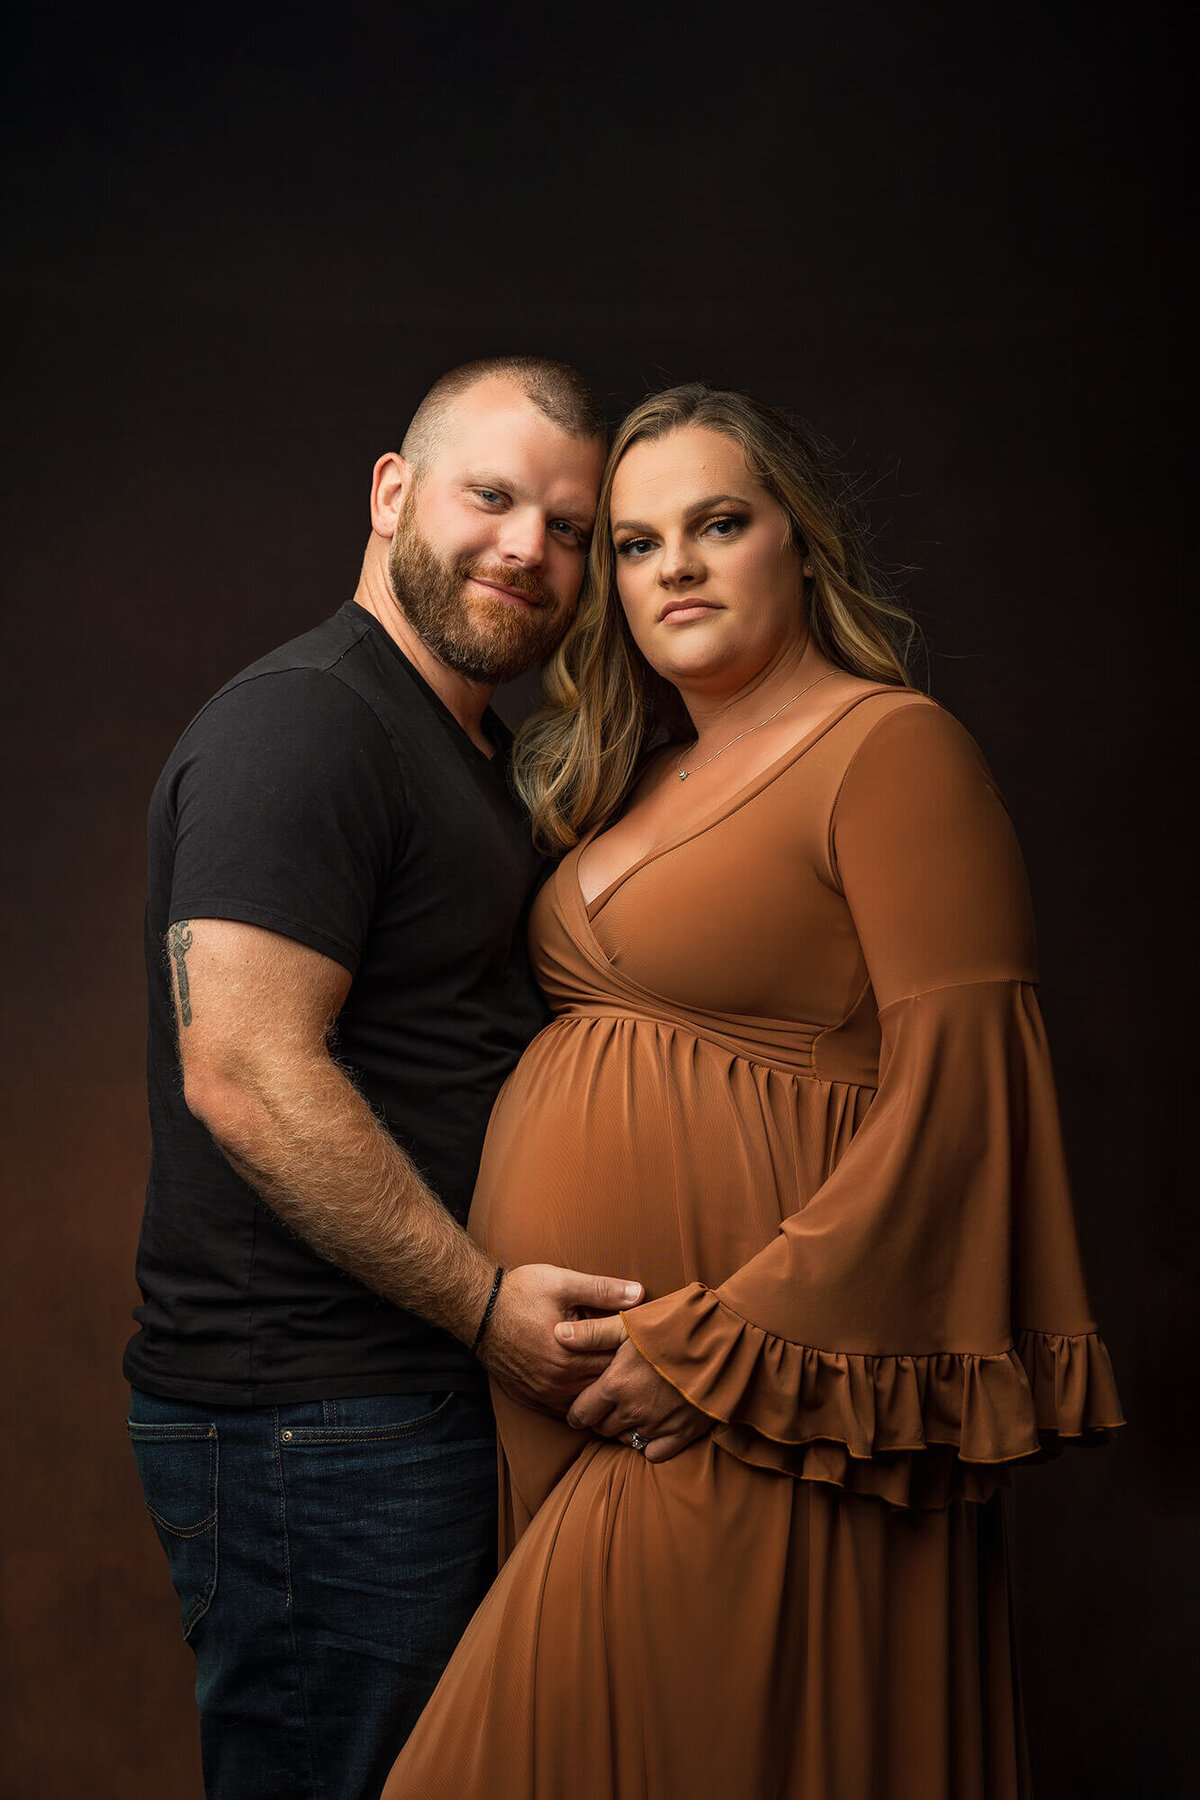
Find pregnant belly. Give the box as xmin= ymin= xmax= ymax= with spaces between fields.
xmin=469 ymin=1014 xmax=865 ymax=1301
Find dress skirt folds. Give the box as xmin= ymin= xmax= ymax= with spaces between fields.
xmin=384 ymin=691 xmax=1123 ymax=1800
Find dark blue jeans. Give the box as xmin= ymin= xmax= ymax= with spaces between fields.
xmin=127 ymin=1386 xmax=497 ymax=1800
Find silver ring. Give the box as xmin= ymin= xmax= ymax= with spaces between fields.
xmin=629 ymin=1430 xmax=646 ymax=1451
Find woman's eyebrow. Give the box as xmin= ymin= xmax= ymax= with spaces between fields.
xmin=612 ymin=493 xmax=754 ymax=533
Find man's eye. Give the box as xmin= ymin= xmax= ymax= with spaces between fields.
xmin=615 ymin=537 xmax=653 ymax=558
xmin=475 ymin=489 xmax=504 ymax=505
xmin=550 ymin=520 xmax=587 ymax=547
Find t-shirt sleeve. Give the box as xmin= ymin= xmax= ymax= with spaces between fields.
xmin=167 ymin=668 xmax=403 ymax=973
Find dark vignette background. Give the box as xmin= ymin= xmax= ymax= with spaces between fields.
xmin=2 ymin=4 xmax=1194 ymax=1794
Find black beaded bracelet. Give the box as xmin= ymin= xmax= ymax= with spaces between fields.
xmin=471 ymin=1266 xmax=505 ymax=1356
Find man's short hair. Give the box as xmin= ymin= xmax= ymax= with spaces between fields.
xmin=401 ymin=355 xmax=606 ymax=470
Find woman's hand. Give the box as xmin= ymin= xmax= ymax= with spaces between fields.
xmin=557 ymin=1321 xmax=712 ymax=1463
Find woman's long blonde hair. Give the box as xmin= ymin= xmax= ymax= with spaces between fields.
xmin=513 ymin=384 xmax=920 ymax=852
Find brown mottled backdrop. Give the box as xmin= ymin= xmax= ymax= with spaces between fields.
xmin=2 ymin=4 xmax=1193 ymax=1796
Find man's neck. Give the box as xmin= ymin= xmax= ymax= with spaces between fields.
xmin=351 ymin=541 xmax=496 ymax=755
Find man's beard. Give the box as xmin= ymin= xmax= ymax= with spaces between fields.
xmin=387 ymin=507 xmax=573 ymax=685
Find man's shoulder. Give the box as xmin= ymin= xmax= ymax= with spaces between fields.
xmin=148 ymin=608 xmax=413 ymax=825
xmin=180 ymin=605 xmax=399 ymax=750
xmin=210 ymin=602 xmax=376 ymax=702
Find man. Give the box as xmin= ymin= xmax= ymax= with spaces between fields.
xmin=124 ymin=357 xmax=638 ymax=1800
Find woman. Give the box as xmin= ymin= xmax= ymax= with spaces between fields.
xmin=384 ymin=385 xmax=1123 ymax=1799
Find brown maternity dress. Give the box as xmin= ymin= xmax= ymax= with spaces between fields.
xmin=385 ymin=690 xmax=1123 ymax=1800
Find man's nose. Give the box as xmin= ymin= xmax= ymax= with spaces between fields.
xmin=497 ymin=509 xmax=547 ymax=566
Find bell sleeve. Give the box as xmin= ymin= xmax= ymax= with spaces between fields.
xmin=621 ymin=700 xmax=1124 ymax=1507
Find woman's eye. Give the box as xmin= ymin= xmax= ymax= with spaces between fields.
xmin=615 ymin=537 xmax=653 ymax=558
xmin=705 ymin=514 xmax=745 ymax=539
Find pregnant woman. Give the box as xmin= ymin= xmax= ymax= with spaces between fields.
xmin=384 ymin=384 xmax=1123 ymax=1799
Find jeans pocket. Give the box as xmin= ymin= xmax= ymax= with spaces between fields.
xmin=278 ymin=1393 xmax=489 ymax=1568
xmin=276 ymin=1393 xmax=497 ymax=1674
xmin=280 ymin=1391 xmax=458 ymax=1447
xmin=127 ymin=1420 xmax=218 ymax=1640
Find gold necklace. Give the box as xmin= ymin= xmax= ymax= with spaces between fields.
xmin=675 ymin=670 xmax=839 ymax=781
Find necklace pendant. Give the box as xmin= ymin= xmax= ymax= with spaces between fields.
xmin=678 ymin=768 xmax=689 ymax=781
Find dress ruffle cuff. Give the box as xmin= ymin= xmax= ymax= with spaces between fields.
xmin=622 ymin=1284 xmax=1125 ymax=1511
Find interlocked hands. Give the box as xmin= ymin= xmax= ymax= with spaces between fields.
xmin=558 ymin=1315 xmax=712 ymax=1463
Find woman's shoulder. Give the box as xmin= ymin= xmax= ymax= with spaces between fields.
xmin=826 ymin=682 xmax=978 ymax=762
xmin=829 ymin=687 xmax=1009 ymax=835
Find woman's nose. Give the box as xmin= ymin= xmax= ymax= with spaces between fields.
xmin=658 ymin=541 xmax=700 ymax=586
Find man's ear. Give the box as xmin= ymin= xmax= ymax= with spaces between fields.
xmin=369 ymin=452 xmax=413 ymax=539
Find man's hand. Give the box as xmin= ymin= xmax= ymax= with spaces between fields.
xmin=481 ymin=1265 xmax=642 ymax=1414
xmin=560 ymin=1323 xmax=712 ymax=1463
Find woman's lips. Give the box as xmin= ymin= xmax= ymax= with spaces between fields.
xmin=660 ymin=600 xmax=721 ymax=624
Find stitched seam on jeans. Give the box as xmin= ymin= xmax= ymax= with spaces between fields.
xmin=127 ymin=1423 xmax=216 ymax=1441
xmin=181 ymin=1432 xmax=218 ymax=1639
xmin=277 ymin=1419 xmax=451 ymax=1445
xmin=272 ymin=1409 xmax=293 ymax=1611
xmin=146 ymin=1505 xmax=216 ymax=1538
xmin=184 ymin=1440 xmax=219 ymax=1641
xmin=274 ymin=1409 xmax=322 ymax=1799
xmin=278 ymin=1396 xmax=455 ymax=1445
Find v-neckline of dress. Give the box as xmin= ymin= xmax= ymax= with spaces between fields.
xmin=573 ymin=685 xmax=908 ymax=920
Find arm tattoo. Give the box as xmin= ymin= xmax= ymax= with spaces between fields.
xmin=167 ymin=921 xmax=194 ymax=1027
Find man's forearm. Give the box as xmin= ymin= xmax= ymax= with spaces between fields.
xmin=168 ymin=917 xmax=634 ymax=1399
xmin=191 ymin=1053 xmax=495 ymax=1344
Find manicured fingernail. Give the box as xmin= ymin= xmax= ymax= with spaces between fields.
xmin=622 ymin=1284 xmax=641 ymax=1303
xmin=556 ymin=1322 xmax=574 ymax=1340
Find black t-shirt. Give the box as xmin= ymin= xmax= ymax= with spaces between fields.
xmin=124 ymin=601 xmax=549 ymax=1406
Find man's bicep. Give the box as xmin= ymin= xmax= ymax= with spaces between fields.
xmin=169 ymin=916 xmax=353 ymax=1070
xmin=168 ymin=669 xmax=403 ymax=975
